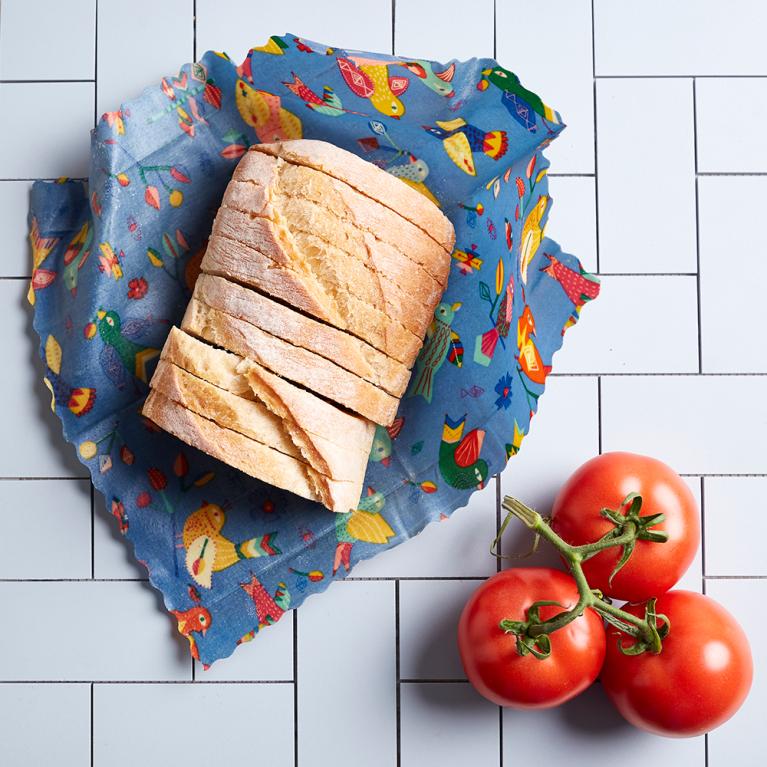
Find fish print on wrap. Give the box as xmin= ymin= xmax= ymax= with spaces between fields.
xmin=28 ymin=34 xmax=598 ymax=666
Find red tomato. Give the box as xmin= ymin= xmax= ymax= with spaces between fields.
xmin=601 ymin=590 xmax=752 ymax=737
xmin=550 ymin=452 xmax=700 ymax=602
xmin=458 ymin=568 xmax=606 ymax=708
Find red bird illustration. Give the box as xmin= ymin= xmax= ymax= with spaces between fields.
xmin=171 ymin=586 xmax=211 ymax=660
xmin=541 ymin=254 xmax=600 ymax=308
xmin=241 ymin=575 xmax=291 ymax=629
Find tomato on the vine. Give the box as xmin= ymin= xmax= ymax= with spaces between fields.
xmin=458 ymin=568 xmax=606 ymax=708
xmin=550 ymin=452 xmax=700 ymax=602
xmin=601 ymin=590 xmax=752 ymax=737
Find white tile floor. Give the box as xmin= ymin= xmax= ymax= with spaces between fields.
xmin=0 ymin=1 xmax=765 ymax=764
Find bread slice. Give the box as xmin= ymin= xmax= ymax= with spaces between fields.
xmin=194 ymin=273 xmax=411 ymax=396
xmin=223 ymin=178 xmax=440 ymax=339
xmin=161 ymin=327 xmax=374 ymax=460
xmin=143 ymin=390 xmax=363 ymax=513
xmin=250 ymin=140 xmax=455 ymax=253
xmin=181 ymin=298 xmax=400 ymax=425
xmin=210 ymin=207 xmax=424 ymax=366
xmin=235 ymin=149 xmax=451 ymax=285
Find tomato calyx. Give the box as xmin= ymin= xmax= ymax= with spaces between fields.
xmin=592 ymin=493 xmax=669 ymax=585
xmin=499 ymin=496 xmax=671 ymax=659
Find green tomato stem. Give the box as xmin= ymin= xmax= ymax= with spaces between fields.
xmin=500 ymin=496 xmax=664 ymax=653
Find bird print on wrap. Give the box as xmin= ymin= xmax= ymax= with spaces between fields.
xmin=333 ymin=487 xmax=395 ymax=574
xmin=541 ymin=254 xmax=600 ymax=307
xmin=520 ymin=195 xmax=549 ymax=284
xmin=42 ymin=335 xmax=96 ymax=417
xmin=475 ymin=276 xmax=514 ymax=367
xmin=403 ymin=60 xmax=456 ymax=97
xmin=369 ymin=418 xmax=405 ymax=467
xmin=407 ymin=302 xmax=464 ymax=404
xmin=241 ymin=575 xmax=291 ymax=629
xmin=477 ymin=65 xmax=560 ymax=132
xmin=171 ymin=586 xmax=210 ymax=661
xmin=438 ymin=414 xmax=489 ymax=490
xmin=282 ymin=72 xmax=364 ymax=117
xmin=61 ymin=222 xmax=93 ymax=298
xmin=235 ymin=80 xmax=303 ymax=142
xmin=422 ymin=118 xmax=509 ymax=176
xmin=517 ymin=305 xmax=551 ymax=386
xmin=85 ymin=309 xmax=160 ymax=391
xmin=28 ymin=217 xmax=59 ymax=306
xmin=337 ymin=57 xmax=409 ymax=118
xmin=183 ymin=502 xmax=281 ymax=589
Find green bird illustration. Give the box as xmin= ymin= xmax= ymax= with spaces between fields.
xmin=407 ymin=302 xmax=463 ymax=403
xmin=438 ymin=414 xmax=489 ymax=490
xmin=333 ymin=487 xmax=395 ymax=574
xmin=368 ymin=418 xmax=404 ymax=467
xmin=86 ymin=309 xmax=160 ymax=390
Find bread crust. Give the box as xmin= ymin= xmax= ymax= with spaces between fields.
xmin=250 ymin=140 xmax=455 ymax=253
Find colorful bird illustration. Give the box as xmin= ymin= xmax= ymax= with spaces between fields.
xmin=235 ymin=80 xmax=303 ymax=142
xmin=333 ymin=487 xmax=395 ymax=574
xmin=387 ymin=155 xmax=440 ymax=205
xmin=97 ymin=242 xmax=123 ymax=280
xmin=337 ymin=57 xmax=409 ymax=118
xmin=477 ymin=65 xmax=560 ymax=132
xmin=407 ymin=302 xmax=463 ymax=403
xmin=85 ymin=309 xmax=160 ymax=390
xmin=62 ymin=222 xmax=93 ymax=297
xmin=517 ymin=305 xmax=551 ymax=385
xmin=369 ymin=417 xmax=404 ymax=467
xmin=183 ymin=502 xmax=281 ymax=589
xmin=422 ymin=118 xmax=508 ymax=176
xmin=520 ymin=195 xmax=549 ymax=283
xmin=541 ymin=254 xmax=601 ymax=307
xmin=42 ymin=335 xmax=96 ymax=417
xmin=27 ymin=218 xmax=59 ymax=306
xmin=475 ymin=278 xmax=514 ymax=366
xmin=171 ymin=585 xmax=211 ymax=660
xmin=282 ymin=72 xmax=364 ymax=117
xmin=403 ymin=60 xmax=456 ymax=97
xmin=438 ymin=415 xmax=489 ymax=490
xmin=241 ymin=575 xmax=291 ymax=629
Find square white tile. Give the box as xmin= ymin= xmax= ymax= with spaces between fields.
xmin=351 ymin=476 xmax=498 ymax=578
xmin=0 ymin=683 xmax=90 ymax=767
xmin=0 ymin=181 xmax=33 ymax=277
xmin=0 ymin=82 xmax=93 ymax=179
xmin=0 ymin=280 xmax=87 ymax=477
xmin=96 ymin=0 xmax=192 ymax=118
xmin=501 ymin=376 xmax=599 ymax=515
xmin=0 ymin=0 xmax=96 ymax=81
xmin=497 ymin=0 xmax=594 ymax=174
xmin=546 ymin=176 xmax=597 ymax=273
xmin=503 ymin=683 xmax=704 ymax=763
xmin=594 ymin=0 xmax=767 ymax=76
xmin=601 ymin=376 xmax=767 ymax=474
xmin=196 ymin=0 xmax=392 ymax=68
xmin=696 ymin=78 xmax=767 ymax=173
xmin=395 ymin=0 xmax=493 ymax=62
xmin=401 ymin=682 xmax=499 ymax=767
xmin=0 ymin=581 xmax=191 ymax=680
xmin=195 ymin=611 xmax=294 ymax=681
xmin=94 ymin=682 xmax=294 ymax=767
xmin=297 ymin=580 xmax=395 ymax=767
xmin=704 ymin=477 xmax=767 ymax=577
xmin=554 ymin=276 xmax=699 ymax=373
xmin=596 ymin=78 xmax=697 ymax=274
xmin=706 ymin=579 xmax=764 ymax=766
xmin=0 ymin=479 xmax=91 ymax=578
xmin=699 ymin=176 xmax=767 ymax=372
xmin=399 ymin=580 xmax=480 ymax=680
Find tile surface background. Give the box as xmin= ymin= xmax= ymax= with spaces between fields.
xmin=0 ymin=0 xmax=764 ymax=764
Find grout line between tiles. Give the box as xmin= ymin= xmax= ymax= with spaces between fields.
xmin=395 ymin=578 xmax=401 ymax=767
xmin=90 ymin=682 xmax=94 ymax=767
xmin=591 ymin=0 xmax=600 ymax=273
xmin=90 ymin=482 xmax=95 ymax=579
xmin=596 ymin=376 xmax=602 ymax=454
xmin=0 ymin=679 xmax=296 ymax=684
xmin=391 ymin=0 xmax=396 ymax=56
xmin=0 ymin=79 xmax=95 ymax=84
xmin=193 ymin=0 xmax=197 ymax=62
xmin=94 ymin=0 xmax=99 ymax=128
xmin=400 ymin=678 xmax=469 ymax=684
xmin=692 ymin=77 xmax=703 ymax=375
xmin=495 ymin=473 xmax=502 ymax=570
xmin=293 ymin=609 xmax=298 ymax=766
xmin=700 ymin=477 xmax=707 ymax=585
xmin=550 ymin=372 xmax=767 ymax=377
xmin=595 ymin=73 xmax=767 ymax=79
